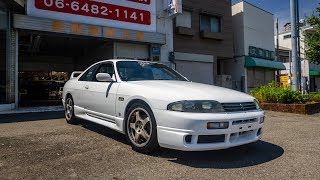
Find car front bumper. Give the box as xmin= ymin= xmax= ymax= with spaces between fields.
xmin=154 ymin=109 xmax=264 ymax=151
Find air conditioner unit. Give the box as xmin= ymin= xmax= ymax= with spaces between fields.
xmin=215 ymin=75 xmax=232 ymax=89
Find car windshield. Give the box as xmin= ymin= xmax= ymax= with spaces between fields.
xmin=116 ymin=61 xmax=188 ymax=81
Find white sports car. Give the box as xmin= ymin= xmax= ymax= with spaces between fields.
xmin=62 ymin=60 xmax=265 ymax=153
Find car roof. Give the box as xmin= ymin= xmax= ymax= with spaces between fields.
xmin=98 ymin=59 xmax=157 ymax=63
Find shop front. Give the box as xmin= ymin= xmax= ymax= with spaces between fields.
xmin=245 ymin=46 xmax=286 ymax=92
xmin=0 ymin=2 xmax=7 ymax=105
xmin=309 ymin=69 xmax=320 ymax=92
xmin=0 ymin=1 xmax=17 ymax=111
xmin=1 ymin=0 xmax=175 ymax=110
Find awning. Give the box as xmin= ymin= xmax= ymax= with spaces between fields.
xmin=309 ymin=70 xmax=320 ymax=76
xmin=245 ymin=56 xmax=286 ymax=70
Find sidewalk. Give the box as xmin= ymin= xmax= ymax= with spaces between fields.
xmin=0 ymin=106 xmax=64 ymax=115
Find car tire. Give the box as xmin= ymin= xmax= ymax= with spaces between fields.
xmin=64 ymin=95 xmax=79 ymax=125
xmin=125 ymin=102 xmax=159 ymax=154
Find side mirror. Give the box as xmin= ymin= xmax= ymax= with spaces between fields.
xmin=96 ymin=73 xmax=114 ymax=82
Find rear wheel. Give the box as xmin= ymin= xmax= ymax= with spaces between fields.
xmin=125 ymin=102 xmax=159 ymax=153
xmin=65 ymin=95 xmax=78 ymax=124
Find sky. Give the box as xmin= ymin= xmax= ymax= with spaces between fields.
xmin=232 ymin=0 xmax=320 ymax=31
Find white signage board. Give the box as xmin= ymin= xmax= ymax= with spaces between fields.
xmin=166 ymin=0 xmax=182 ymax=17
xmin=27 ymin=0 xmax=156 ymax=32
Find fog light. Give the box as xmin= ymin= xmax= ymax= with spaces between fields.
xmin=185 ymin=135 xmax=192 ymax=143
xmin=259 ymin=116 xmax=265 ymax=124
xmin=207 ymin=122 xmax=229 ymax=129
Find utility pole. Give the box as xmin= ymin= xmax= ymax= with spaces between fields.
xmin=276 ymin=18 xmax=280 ymax=82
xmin=296 ymin=0 xmax=303 ymax=92
xmin=290 ymin=0 xmax=300 ymax=91
xmin=276 ymin=18 xmax=279 ymax=59
xmin=296 ymin=0 xmax=301 ymax=58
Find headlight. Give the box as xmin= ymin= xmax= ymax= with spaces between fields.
xmin=254 ymin=99 xmax=261 ymax=110
xmin=167 ymin=100 xmax=225 ymax=113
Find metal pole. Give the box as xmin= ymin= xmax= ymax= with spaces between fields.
xmin=276 ymin=18 xmax=280 ymax=59
xmin=290 ymin=0 xmax=299 ymax=91
xmin=296 ymin=0 xmax=302 ymax=91
xmin=276 ymin=18 xmax=280 ymax=82
xmin=296 ymin=0 xmax=301 ymax=58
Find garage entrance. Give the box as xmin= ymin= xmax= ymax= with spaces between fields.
xmin=18 ymin=32 xmax=113 ymax=106
xmin=114 ymin=42 xmax=150 ymax=60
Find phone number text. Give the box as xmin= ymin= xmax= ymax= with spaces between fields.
xmin=36 ymin=0 xmax=151 ymax=25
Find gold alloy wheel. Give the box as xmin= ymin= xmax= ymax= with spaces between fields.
xmin=127 ymin=108 xmax=152 ymax=147
xmin=65 ymin=98 xmax=74 ymax=121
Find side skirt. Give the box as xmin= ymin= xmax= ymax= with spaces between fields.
xmin=74 ymin=105 xmax=125 ymax=134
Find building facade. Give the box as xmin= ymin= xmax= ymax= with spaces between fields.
xmin=0 ymin=0 xmax=24 ymax=111
xmin=228 ymin=1 xmax=285 ymax=93
xmin=172 ymin=0 xmax=234 ymax=85
xmin=276 ymin=25 xmax=320 ymax=92
xmin=0 ymin=0 xmax=177 ymax=111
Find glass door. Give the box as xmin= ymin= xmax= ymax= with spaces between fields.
xmin=0 ymin=6 xmax=7 ymax=104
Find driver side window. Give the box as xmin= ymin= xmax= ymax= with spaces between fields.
xmin=79 ymin=64 xmax=99 ymax=81
xmin=92 ymin=62 xmax=115 ymax=82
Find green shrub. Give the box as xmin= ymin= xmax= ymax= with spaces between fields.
xmin=308 ymin=93 xmax=320 ymax=102
xmin=250 ymin=82 xmax=308 ymax=104
xmin=309 ymin=93 xmax=320 ymax=99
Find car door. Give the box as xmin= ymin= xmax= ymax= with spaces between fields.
xmin=82 ymin=62 xmax=120 ymax=121
xmin=74 ymin=64 xmax=100 ymax=109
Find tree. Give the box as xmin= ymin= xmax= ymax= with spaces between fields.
xmin=305 ymin=3 xmax=320 ymax=65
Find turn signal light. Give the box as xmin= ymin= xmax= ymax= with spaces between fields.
xmin=207 ymin=122 xmax=229 ymax=129
xmin=259 ymin=116 xmax=265 ymax=124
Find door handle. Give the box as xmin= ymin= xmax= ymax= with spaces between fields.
xmin=85 ymin=85 xmax=89 ymax=90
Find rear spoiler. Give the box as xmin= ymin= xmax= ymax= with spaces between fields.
xmin=70 ymin=71 xmax=82 ymax=79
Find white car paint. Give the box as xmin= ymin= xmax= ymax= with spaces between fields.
xmin=63 ymin=59 xmax=265 ymax=151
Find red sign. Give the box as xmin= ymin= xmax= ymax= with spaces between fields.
xmin=128 ymin=0 xmax=151 ymax=5
xmin=35 ymin=0 xmax=151 ymax=25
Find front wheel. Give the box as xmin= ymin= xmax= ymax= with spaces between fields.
xmin=65 ymin=96 xmax=79 ymax=124
xmin=125 ymin=103 xmax=159 ymax=153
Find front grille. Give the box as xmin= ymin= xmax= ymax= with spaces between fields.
xmin=232 ymin=118 xmax=257 ymax=125
xmin=197 ymin=135 xmax=225 ymax=144
xmin=222 ymin=102 xmax=257 ymax=112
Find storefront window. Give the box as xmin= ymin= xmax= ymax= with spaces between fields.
xmin=0 ymin=6 xmax=8 ymax=104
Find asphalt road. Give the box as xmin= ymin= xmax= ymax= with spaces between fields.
xmin=0 ymin=111 xmax=319 ymax=179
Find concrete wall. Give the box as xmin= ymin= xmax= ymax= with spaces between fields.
xmin=173 ymin=0 xmax=234 ymax=58
xmin=222 ymin=57 xmax=246 ymax=92
xmin=276 ymin=32 xmax=292 ymax=50
xmin=231 ymin=2 xmax=277 ymax=92
xmin=243 ymin=2 xmax=275 ymax=54
xmin=157 ymin=0 xmax=173 ymax=64
xmin=232 ymin=2 xmax=245 ymax=56
xmin=276 ymin=26 xmax=315 ymax=60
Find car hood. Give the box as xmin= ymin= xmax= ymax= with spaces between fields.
xmin=125 ymin=80 xmax=255 ymax=103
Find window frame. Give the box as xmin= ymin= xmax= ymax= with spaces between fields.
xmin=175 ymin=10 xmax=193 ymax=29
xmin=78 ymin=63 xmax=100 ymax=82
xmin=91 ymin=62 xmax=116 ymax=82
xmin=283 ymin=34 xmax=291 ymax=40
xmin=200 ymin=13 xmax=222 ymax=33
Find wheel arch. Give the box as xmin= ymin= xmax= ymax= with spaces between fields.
xmin=124 ymin=99 xmax=153 ymax=118
xmin=123 ymin=98 xmax=154 ymax=131
xmin=65 ymin=92 xmax=72 ymax=99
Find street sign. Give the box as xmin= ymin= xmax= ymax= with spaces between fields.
xmin=166 ymin=0 xmax=182 ymax=17
xmin=280 ymin=75 xmax=289 ymax=87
